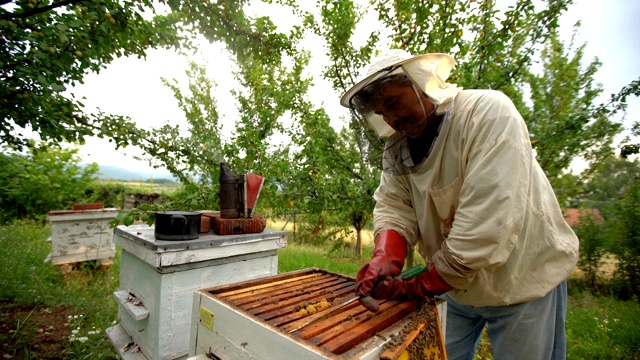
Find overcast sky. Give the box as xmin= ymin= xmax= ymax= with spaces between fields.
xmin=72 ymin=0 xmax=640 ymax=174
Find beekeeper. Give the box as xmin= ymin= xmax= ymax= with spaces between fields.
xmin=341 ymin=49 xmax=579 ymax=360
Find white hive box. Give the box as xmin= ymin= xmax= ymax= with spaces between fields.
xmin=45 ymin=208 xmax=119 ymax=266
xmin=106 ymin=224 xmax=287 ymax=360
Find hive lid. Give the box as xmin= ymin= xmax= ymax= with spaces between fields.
xmin=113 ymin=225 xmax=287 ymax=267
xmin=46 ymin=208 xmax=119 ymax=220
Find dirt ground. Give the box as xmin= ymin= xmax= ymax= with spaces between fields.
xmin=1 ymin=302 xmax=75 ymax=359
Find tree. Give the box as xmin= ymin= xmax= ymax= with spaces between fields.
xmin=579 ymin=157 xmax=640 ymax=220
xmin=0 ymin=146 xmax=99 ymax=223
xmin=302 ymin=0 xmax=610 ymax=253
xmin=610 ymin=174 xmax=640 ymax=300
xmin=575 ymin=155 xmax=640 ymax=299
xmin=0 ymin=0 xmax=183 ymax=150
xmin=573 ymin=209 xmax=606 ymax=290
xmin=129 ymin=1 xmax=629 ymax=247
xmin=88 ymin=1 xmax=636 ymax=256
xmin=526 ymin=30 xmax=622 ymax=182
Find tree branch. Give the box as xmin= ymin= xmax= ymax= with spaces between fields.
xmin=0 ymin=0 xmax=87 ymax=21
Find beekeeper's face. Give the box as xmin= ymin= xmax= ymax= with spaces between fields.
xmin=372 ymin=83 xmax=436 ymax=139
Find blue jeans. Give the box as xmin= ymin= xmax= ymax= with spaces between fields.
xmin=439 ymin=280 xmax=567 ymax=360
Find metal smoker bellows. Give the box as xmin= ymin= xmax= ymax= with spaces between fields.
xmin=216 ymin=163 xmax=267 ymax=235
xmin=219 ymin=162 xmax=265 ymax=219
xmin=219 ymin=162 xmax=244 ymax=219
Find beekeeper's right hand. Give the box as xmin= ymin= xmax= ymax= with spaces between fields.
xmin=355 ymin=229 xmax=407 ymax=310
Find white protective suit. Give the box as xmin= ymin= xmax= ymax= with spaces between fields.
xmin=373 ymin=88 xmax=580 ymax=306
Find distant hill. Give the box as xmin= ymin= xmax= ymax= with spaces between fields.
xmin=91 ymin=165 xmax=177 ymax=181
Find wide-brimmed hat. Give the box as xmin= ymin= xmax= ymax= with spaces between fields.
xmin=340 ymin=49 xmax=462 ymax=137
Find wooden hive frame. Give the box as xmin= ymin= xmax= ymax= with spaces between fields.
xmin=189 ymin=268 xmax=447 ymax=360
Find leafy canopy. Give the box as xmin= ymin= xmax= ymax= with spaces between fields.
xmin=0 ymin=0 xmax=184 ymax=149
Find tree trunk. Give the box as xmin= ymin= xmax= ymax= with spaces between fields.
xmin=356 ymin=227 xmax=363 ymax=256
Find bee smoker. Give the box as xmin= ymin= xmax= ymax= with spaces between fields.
xmin=219 ymin=163 xmax=265 ymax=219
xmin=219 ymin=163 xmax=244 ymax=219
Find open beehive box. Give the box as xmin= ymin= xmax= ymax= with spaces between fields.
xmin=189 ymin=268 xmax=446 ymax=360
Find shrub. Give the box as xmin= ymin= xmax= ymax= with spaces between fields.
xmin=574 ymin=210 xmax=606 ymax=291
xmin=0 ymin=146 xmax=99 ymax=223
xmin=610 ymin=176 xmax=640 ymax=300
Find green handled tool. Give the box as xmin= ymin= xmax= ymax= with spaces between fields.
xmin=394 ymin=263 xmax=426 ymax=280
xmin=288 ymin=264 xmax=426 ymax=333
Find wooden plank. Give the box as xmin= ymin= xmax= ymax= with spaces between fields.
xmin=216 ymin=276 xmax=339 ymax=315
xmin=319 ymin=301 xmax=418 ymax=355
xmin=258 ymin=283 xmax=353 ymax=321
xmin=49 ymin=250 xmax=115 ymax=265
xmin=264 ymin=287 xmax=355 ymax=325
xmin=245 ymin=280 xmax=353 ymax=315
xmin=248 ymin=284 xmax=353 ymax=316
xmin=433 ymin=304 xmax=448 ymax=360
xmin=105 ymin=324 xmax=149 ymax=360
xmin=204 ymin=268 xmax=323 ymax=295
xmin=215 ymin=273 xmax=327 ymax=299
xmin=113 ymin=290 xmax=149 ymax=321
xmin=301 ymin=301 xmax=391 ymax=341
xmin=224 ymin=274 xmax=341 ymax=305
xmin=285 ymin=297 xmax=367 ymax=336
xmin=379 ymin=322 xmax=425 ymax=360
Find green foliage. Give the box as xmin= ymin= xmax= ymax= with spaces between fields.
xmin=574 ymin=210 xmax=606 ymax=290
xmin=0 ymin=146 xmax=99 ymax=223
xmin=605 ymin=78 xmax=640 ymax=159
xmin=610 ymin=175 xmax=640 ymax=300
xmin=570 ymin=156 xmax=640 ymax=300
xmin=146 ymin=178 xmax=178 ymax=185
xmin=83 ymin=182 xmax=131 ymax=209
xmin=0 ymin=0 xmax=185 ymax=150
xmin=579 ymin=157 xmax=639 ymax=221
xmin=110 ymin=203 xmax=161 ymax=227
xmin=621 ymin=118 xmax=640 ymax=159
xmin=526 ymin=30 xmax=621 ymax=181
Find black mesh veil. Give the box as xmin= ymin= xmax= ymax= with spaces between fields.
xmin=380 ymin=114 xmax=443 ymax=176
xmin=347 ymin=68 xmax=441 ymax=176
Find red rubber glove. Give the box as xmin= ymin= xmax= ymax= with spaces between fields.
xmin=370 ymin=262 xmax=453 ymax=300
xmin=355 ymin=230 xmax=407 ymax=302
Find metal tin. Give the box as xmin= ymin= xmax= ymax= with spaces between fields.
xmin=154 ymin=211 xmax=201 ymax=241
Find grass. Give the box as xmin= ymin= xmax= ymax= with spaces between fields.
xmin=278 ymin=243 xmax=369 ymax=276
xmin=0 ymin=219 xmax=120 ymax=359
xmin=1 ymin=219 xmax=639 ymax=359
xmin=96 ymin=179 xmax=179 ymax=195
xmin=566 ymin=289 xmax=640 ymax=359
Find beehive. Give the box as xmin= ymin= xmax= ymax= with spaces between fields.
xmin=189 ymin=268 xmax=447 ymax=359
xmin=45 ymin=208 xmax=119 ymax=269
